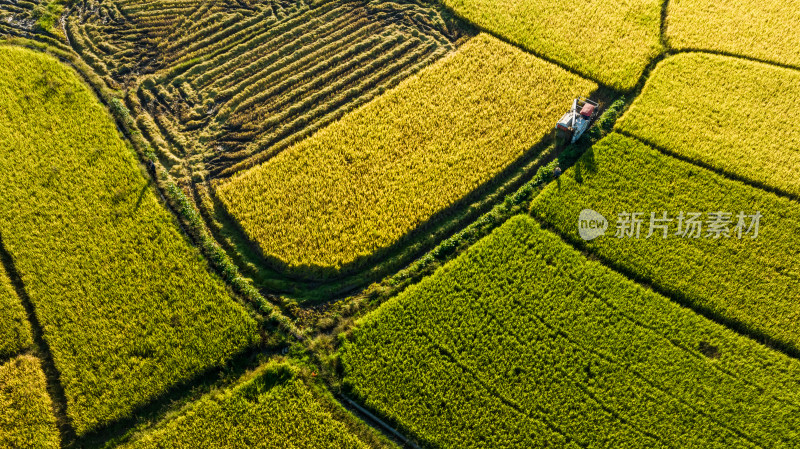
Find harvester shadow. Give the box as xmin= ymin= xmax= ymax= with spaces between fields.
xmin=0 ymin=232 xmax=77 ymax=445
xmin=570 ymin=145 xmax=597 ymax=185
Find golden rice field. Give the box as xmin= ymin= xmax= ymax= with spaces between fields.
xmin=666 ymin=0 xmax=800 ymax=68
xmin=0 ymin=355 xmax=60 ymax=449
xmin=216 ymin=33 xmax=596 ymax=277
xmin=616 ymin=52 xmax=800 ymax=197
xmin=0 ymin=46 xmax=258 ymax=435
xmin=441 ymin=0 xmax=663 ymax=89
xmin=2 ymin=0 xmax=800 ymax=446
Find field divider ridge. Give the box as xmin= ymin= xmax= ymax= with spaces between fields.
xmin=3 ymin=39 xmax=303 ymax=340
xmin=670 ymin=48 xmax=800 ymax=74
xmin=659 ymin=0 xmax=670 ymax=48
xmin=529 ymin=213 xmax=800 ymax=362
xmin=614 ymin=129 xmax=800 ymax=204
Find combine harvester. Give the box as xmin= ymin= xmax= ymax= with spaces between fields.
xmin=555 ymin=97 xmax=599 ymax=144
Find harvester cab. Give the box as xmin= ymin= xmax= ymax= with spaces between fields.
xmin=555 ymin=97 xmax=599 ymax=145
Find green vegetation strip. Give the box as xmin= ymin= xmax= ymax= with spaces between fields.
xmin=217 ymin=33 xmax=596 ymax=278
xmin=532 ymin=133 xmax=800 ymax=352
xmin=121 ymin=363 xmax=374 ymax=449
xmin=441 ymin=0 xmax=662 ymax=90
xmin=666 ymin=0 xmax=800 ymax=68
xmin=341 ymin=214 xmax=800 ymax=448
xmin=0 ymin=46 xmax=258 ymax=434
xmin=0 ymin=355 xmax=60 ymax=448
xmin=0 ymin=262 xmax=32 ymax=358
xmin=616 ymin=52 xmax=800 ymax=197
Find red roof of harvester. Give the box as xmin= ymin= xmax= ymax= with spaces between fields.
xmin=580 ymin=103 xmax=595 ymax=117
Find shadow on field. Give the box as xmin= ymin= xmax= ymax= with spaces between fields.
xmin=0 ymin=232 xmax=76 ymax=444
xmin=73 ymin=346 xmax=283 ymax=448
xmin=572 ymin=145 xmax=597 ymax=185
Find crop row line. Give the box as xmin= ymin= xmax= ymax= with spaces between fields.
xmin=172 ymin=1 xmax=347 ymax=82
xmin=162 ymin=12 xmax=247 ymax=64
xmin=236 ymin=37 xmax=429 ymax=139
xmin=211 ymin=39 xmax=437 ymax=170
xmin=226 ymin=31 xmax=417 ymax=130
xmin=165 ymin=0 xmax=216 ymax=42
xmin=137 ymin=86 xmax=190 ymax=155
xmin=225 ymin=32 xmax=403 ymax=131
xmin=212 ymin=44 xmax=448 ymax=178
xmin=175 ymin=1 xmax=318 ymax=72
xmin=499 ymin=301 xmax=769 ymax=448
xmin=210 ymin=9 xmax=369 ymax=100
xmin=242 ymin=40 xmax=441 ymax=148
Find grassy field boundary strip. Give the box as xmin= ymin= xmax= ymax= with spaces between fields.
xmin=616 ymin=128 xmax=800 ymax=205
xmin=0 ymin=45 xmax=262 ymax=435
xmin=215 ymin=33 xmax=598 ymax=280
xmin=438 ymin=0 xmax=664 ymax=90
xmin=200 ymin=104 xmax=563 ymax=302
xmin=117 ymin=362 xmax=396 ymax=449
xmin=665 ymin=0 xmax=800 ymax=70
xmin=615 ymin=52 xmax=800 ymax=200
xmin=531 ymin=132 xmax=800 ymax=357
xmin=305 ymin=98 xmax=625 ymax=413
xmin=340 ymin=214 xmax=800 ymax=448
xmin=0 ymin=355 xmax=60 ymax=448
xmin=668 ymin=48 xmax=800 ymax=74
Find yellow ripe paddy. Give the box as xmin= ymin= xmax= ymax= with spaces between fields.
xmin=441 ymin=0 xmax=663 ymax=90
xmin=0 ymin=355 xmax=60 ymax=449
xmin=666 ymin=0 xmax=800 ymax=68
xmin=216 ymin=33 xmax=597 ymax=276
xmin=0 ymin=262 xmax=31 ymax=359
xmin=0 ymin=46 xmax=258 ymax=435
xmin=616 ymin=52 xmax=800 ymax=197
